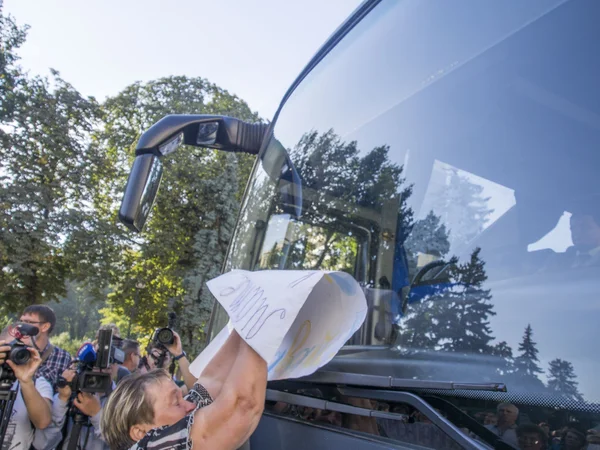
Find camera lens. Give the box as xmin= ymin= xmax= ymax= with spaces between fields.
xmin=10 ymin=346 xmax=30 ymax=365
xmin=157 ymin=328 xmax=174 ymax=345
xmin=86 ymin=375 xmax=102 ymax=389
xmin=56 ymin=376 xmax=68 ymax=389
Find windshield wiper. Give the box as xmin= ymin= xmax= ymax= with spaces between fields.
xmin=298 ymin=370 xmax=507 ymax=392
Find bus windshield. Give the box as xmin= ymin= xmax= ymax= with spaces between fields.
xmin=213 ymin=0 xmax=600 ymax=418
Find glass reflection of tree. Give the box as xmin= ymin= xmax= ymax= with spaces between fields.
xmin=228 ymin=129 xmax=586 ymax=401
xmin=283 ymin=129 xmax=413 ymax=281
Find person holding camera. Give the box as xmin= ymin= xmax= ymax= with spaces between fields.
xmin=102 ymin=329 xmax=267 ymax=450
xmin=0 ymin=332 xmax=53 ymax=450
xmin=19 ymin=305 xmax=72 ymax=390
xmin=40 ymin=367 xmax=112 ymax=450
xmin=142 ymin=330 xmax=196 ymax=391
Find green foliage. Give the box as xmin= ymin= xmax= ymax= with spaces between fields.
xmin=96 ymin=76 xmax=261 ymax=355
xmin=51 ymin=331 xmax=88 ymax=357
xmin=0 ymin=11 xmax=262 ymax=358
xmin=47 ymin=281 xmax=103 ymax=339
xmin=0 ymin=51 xmax=110 ymax=311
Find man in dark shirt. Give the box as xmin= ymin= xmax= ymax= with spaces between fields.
xmin=102 ymin=330 xmax=267 ymax=450
xmin=117 ymin=339 xmax=141 ymax=383
xmin=18 ymin=305 xmax=71 ymax=390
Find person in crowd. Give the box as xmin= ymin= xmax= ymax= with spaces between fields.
xmin=42 ymin=366 xmax=113 ymax=450
xmin=517 ymin=424 xmax=548 ymax=450
xmin=116 ymin=339 xmax=141 ymax=383
xmin=102 ymin=329 xmax=266 ymax=450
xmin=19 ymin=305 xmax=71 ymax=389
xmin=473 ymin=411 xmax=486 ymax=423
xmin=485 ymin=403 xmax=519 ymax=447
xmin=538 ymin=423 xmax=552 ymax=448
xmin=586 ymin=427 xmax=600 ymax=449
xmin=567 ymin=209 xmax=600 ymax=267
xmin=539 ymin=423 xmax=551 ymax=437
xmin=140 ymin=344 xmax=172 ymax=374
xmin=484 ymin=412 xmax=498 ymax=426
xmin=0 ymin=329 xmax=52 ymax=450
xmin=550 ymin=427 xmax=587 ymax=450
xmin=139 ymin=330 xmax=196 ymax=392
xmin=101 ymin=323 xmax=121 ymax=338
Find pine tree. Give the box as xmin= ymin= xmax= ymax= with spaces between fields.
xmin=404 ymin=211 xmax=451 ymax=273
xmin=514 ymin=324 xmax=545 ymax=390
xmin=397 ymin=248 xmax=496 ymax=380
xmin=435 ymin=248 xmax=495 ymax=355
xmin=425 ymin=165 xmax=494 ymax=253
xmin=491 ymin=341 xmax=515 ymax=377
xmin=547 ymin=359 xmax=583 ymax=402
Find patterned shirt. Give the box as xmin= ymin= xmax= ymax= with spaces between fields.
xmin=36 ymin=345 xmax=72 ymax=390
xmin=130 ymin=384 xmax=213 ymax=450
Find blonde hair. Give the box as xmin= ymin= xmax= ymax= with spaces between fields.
xmin=101 ymin=369 xmax=171 ymax=450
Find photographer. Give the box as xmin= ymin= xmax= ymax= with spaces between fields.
xmin=0 ymin=331 xmax=52 ymax=450
xmin=19 ymin=305 xmax=71 ymax=390
xmin=143 ymin=330 xmax=196 ymax=390
xmin=102 ymin=330 xmax=267 ymax=450
xmin=48 ymin=367 xmax=112 ymax=450
xmin=116 ymin=340 xmax=141 ymax=383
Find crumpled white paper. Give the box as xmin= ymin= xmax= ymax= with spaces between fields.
xmin=189 ymin=269 xmax=367 ymax=380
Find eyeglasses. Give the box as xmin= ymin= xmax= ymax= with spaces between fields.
xmin=19 ymin=319 xmax=47 ymax=325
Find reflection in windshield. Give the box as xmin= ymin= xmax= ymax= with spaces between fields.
xmin=215 ymin=0 xmax=600 ymax=445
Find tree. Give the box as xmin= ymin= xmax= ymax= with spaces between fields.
xmin=265 ymin=129 xmax=413 ymax=284
xmin=47 ymin=281 xmax=103 ymax=340
xmin=491 ymin=340 xmax=515 ymax=377
xmin=436 ymin=248 xmax=495 ymax=354
xmin=404 ymin=211 xmax=451 ymax=276
xmin=0 ymin=64 xmax=108 ymax=312
xmin=98 ymin=76 xmax=260 ymax=354
xmin=547 ymin=358 xmax=583 ymax=402
xmin=423 ymin=164 xmax=493 ymax=253
xmin=513 ymin=324 xmax=545 ymax=389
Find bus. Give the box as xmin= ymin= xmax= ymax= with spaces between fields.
xmin=119 ymin=0 xmax=600 ymax=448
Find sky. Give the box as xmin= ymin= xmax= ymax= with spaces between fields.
xmin=3 ymin=0 xmax=362 ymax=120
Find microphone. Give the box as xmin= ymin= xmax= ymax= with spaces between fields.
xmin=13 ymin=323 xmax=39 ymax=339
xmin=77 ymin=342 xmax=97 ymax=365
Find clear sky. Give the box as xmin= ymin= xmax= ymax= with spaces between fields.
xmin=4 ymin=0 xmax=361 ymax=120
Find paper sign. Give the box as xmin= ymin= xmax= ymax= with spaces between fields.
xmin=190 ymin=269 xmax=367 ymax=380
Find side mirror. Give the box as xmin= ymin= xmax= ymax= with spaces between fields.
xmin=118 ymin=114 xmax=302 ymax=232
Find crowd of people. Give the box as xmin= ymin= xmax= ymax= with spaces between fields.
xmin=2 ymin=304 xmax=600 ymax=450
xmin=470 ymin=403 xmax=600 ymax=450
xmin=268 ymin=395 xmax=600 ymax=450
xmin=0 ymin=305 xmax=267 ymax=450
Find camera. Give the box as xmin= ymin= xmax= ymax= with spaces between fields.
xmin=6 ymin=341 xmax=30 ymax=366
xmin=57 ymin=329 xmax=124 ymax=395
xmin=151 ymin=312 xmax=177 ymax=349
xmin=0 ymin=323 xmax=39 ymax=387
xmin=152 ymin=327 xmax=174 ymax=347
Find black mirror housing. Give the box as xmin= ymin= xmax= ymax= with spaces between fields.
xmin=118 ymin=154 xmax=163 ymax=233
xmin=135 ymin=115 xmax=267 ymax=156
xmin=119 ymin=114 xmax=269 ymax=233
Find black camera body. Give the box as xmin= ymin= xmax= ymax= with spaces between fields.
xmin=152 ymin=327 xmax=175 ymax=347
xmin=0 ymin=324 xmax=39 ymax=388
xmin=6 ymin=341 xmax=31 ymax=366
xmin=57 ymin=329 xmax=123 ymax=395
xmin=57 ymin=368 xmax=112 ymax=395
